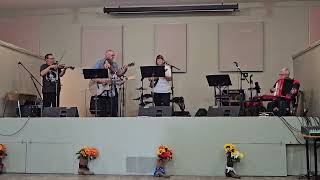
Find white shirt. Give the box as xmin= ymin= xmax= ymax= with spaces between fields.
xmin=154 ymin=65 xmax=172 ymax=93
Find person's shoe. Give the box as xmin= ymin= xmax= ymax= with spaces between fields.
xmin=78 ymin=168 xmax=94 ymax=175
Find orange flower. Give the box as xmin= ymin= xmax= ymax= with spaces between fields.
xmin=157 ymin=145 xmax=173 ymax=160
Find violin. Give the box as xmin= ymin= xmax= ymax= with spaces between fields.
xmin=57 ymin=64 xmax=75 ymax=70
xmin=53 ymin=62 xmax=75 ymax=70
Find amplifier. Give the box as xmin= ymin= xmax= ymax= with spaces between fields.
xmin=221 ymin=89 xmax=245 ymax=106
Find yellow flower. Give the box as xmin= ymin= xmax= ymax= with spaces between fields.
xmin=224 ymin=144 xmax=236 ymax=153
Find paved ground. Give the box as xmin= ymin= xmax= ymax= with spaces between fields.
xmin=0 ymin=174 xmax=305 ymax=180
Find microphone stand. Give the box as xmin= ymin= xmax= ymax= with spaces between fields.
xmin=54 ymin=51 xmax=66 ymax=108
xmin=165 ymin=62 xmax=181 ymax=114
xmin=55 ymin=67 xmax=59 ymax=107
xmin=249 ymin=74 xmax=253 ymax=100
xmin=234 ymin=62 xmax=249 ymax=116
xmin=18 ymin=62 xmax=43 ymax=100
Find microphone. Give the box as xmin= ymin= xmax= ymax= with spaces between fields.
xmin=233 ymin=61 xmax=238 ymax=67
xmin=18 ymin=61 xmax=22 ymax=65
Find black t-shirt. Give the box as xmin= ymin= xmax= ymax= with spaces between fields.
xmin=40 ymin=64 xmax=61 ymax=93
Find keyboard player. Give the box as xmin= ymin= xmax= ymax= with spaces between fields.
xmin=266 ymin=68 xmax=300 ymax=116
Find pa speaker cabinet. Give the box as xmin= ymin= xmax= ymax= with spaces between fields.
xmin=207 ymin=106 xmax=240 ymax=117
xmin=42 ymin=107 xmax=79 ymax=117
xmin=138 ymin=106 xmax=172 ymax=117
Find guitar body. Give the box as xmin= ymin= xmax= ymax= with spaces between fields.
xmin=89 ymin=79 xmax=111 ymax=96
xmin=88 ymin=61 xmax=136 ymax=96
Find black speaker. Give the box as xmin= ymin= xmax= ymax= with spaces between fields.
xmin=42 ymin=107 xmax=79 ymax=117
xmin=16 ymin=105 xmax=41 ymax=117
xmin=195 ymin=108 xmax=207 ymax=117
xmin=172 ymin=111 xmax=191 ymax=117
xmin=207 ymin=106 xmax=240 ymax=117
xmin=138 ymin=106 xmax=172 ymax=117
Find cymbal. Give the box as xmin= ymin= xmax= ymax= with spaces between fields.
xmin=139 ymin=101 xmax=153 ymax=106
xmin=136 ymin=87 xmax=147 ymax=91
xmin=133 ymin=94 xmax=153 ymax=101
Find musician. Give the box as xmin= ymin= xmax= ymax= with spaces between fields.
xmin=40 ymin=53 xmax=67 ymax=107
xmin=148 ymin=55 xmax=172 ymax=106
xmin=93 ymin=50 xmax=128 ymax=117
xmin=267 ymin=68 xmax=300 ymax=116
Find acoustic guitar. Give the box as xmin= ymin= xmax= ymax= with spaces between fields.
xmin=89 ymin=62 xmax=135 ymax=96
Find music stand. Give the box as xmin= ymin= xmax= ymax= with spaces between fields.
xmin=83 ymin=69 xmax=109 ymax=117
xmin=83 ymin=69 xmax=109 ymax=79
xmin=206 ymin=75 xmax=232 ymax=106
xmin=140 ymin=66 xmax=166 ymax=106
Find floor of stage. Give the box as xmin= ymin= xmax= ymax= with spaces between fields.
xmin=0 ymin=174 xmax=301 ymax=180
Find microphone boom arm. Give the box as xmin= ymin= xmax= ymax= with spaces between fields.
xmin=18 ymin=61 xmax=43 ymax=100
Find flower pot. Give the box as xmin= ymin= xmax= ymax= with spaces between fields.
xmin=78 ymin=157 xmax=93 ymax=175
xmin=0 ymin=158 xmax=3 ymax=174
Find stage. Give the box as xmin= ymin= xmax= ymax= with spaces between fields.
xmin=0 ymin=116 xmax=309 ymax=176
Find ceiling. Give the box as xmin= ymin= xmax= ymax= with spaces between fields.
xmin=0 ymin=0 xmax=308 ymax=9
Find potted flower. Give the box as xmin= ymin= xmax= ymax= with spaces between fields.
xmin=154 ymin=145 xmax=173 ymax=178
xmin=76 ymin=147 xmax=99 ymax=175
xmin=223 ymin=144 xmax=244 ymax=179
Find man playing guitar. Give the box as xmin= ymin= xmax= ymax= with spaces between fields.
xmin=266 ymin=68 xmax=300 ymax=116
xmin=92 ymin=50 xmax=128 ymax=117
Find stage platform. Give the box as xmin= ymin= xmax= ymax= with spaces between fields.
xmin=0 ymin=117 xmax=309 ymax=176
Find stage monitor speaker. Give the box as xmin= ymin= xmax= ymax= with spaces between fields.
xmin=207 ymin=106 xmax=240 ymax=117
xmin=42 ymin=107 xmax=79 ymax=117
xmin=195 ymin=108 xmax=207 ymax=117
xmin=138 ymin=106 xmax=172 ymax=117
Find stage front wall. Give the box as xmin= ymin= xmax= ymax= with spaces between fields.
xmin=0 ymin=117 xmax=309 ymax=176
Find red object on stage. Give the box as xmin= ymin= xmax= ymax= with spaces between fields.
xmin=255 ymin=95 xmax=281 ymax=101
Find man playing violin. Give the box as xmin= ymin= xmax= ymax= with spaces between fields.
xmin=92 ymin=49 xmax=128 ymax=117
xmin=40 ymin=53 xmax=68 ymax=107
xmin=267 ymin=68 xmax=300 ymax=116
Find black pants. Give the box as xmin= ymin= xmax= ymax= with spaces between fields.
xmin=267 ymin=100 xmax=289 ymax=116
xmin=43 ymin=92 xmax=60 ymax=107
xmin=153 ymin=93 xmax=170 ymax=106
xmin=91 ymin=95 xmax=118 ymax=117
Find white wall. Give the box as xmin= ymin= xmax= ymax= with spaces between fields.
xmin=0 ymin=1 xmax=316 ymax=116
xmin=293 ymin=41 xmax=320 ymax=116
xmin=0 ymin=41 xmax=43 ymax=117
